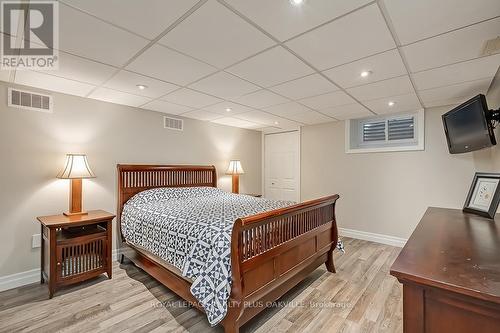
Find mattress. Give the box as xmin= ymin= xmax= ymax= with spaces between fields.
xmin=121 ymin=186 xmax=294 ymax=325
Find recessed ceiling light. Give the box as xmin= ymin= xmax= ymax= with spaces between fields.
xmin=290 ymin=0 xmax=304 ymax=6
xmin=225 ymin=108 xmax=232 ymax=112
xmin=360 ymin=71 xmax=372 ymax=78
xmin=388 ymin=101 xmax=395 ymax=107
xmin=274 ymin=121 xmax=279 ymax=125
xmin=136 ymin=84 xmax=148 ymax=90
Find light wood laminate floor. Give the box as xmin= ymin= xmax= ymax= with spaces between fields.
xmin=0 ymin=238 xmax=402 ymax=332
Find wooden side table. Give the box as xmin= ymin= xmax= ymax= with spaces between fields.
xmin=36 ymin=210 xmax=115 ymax=298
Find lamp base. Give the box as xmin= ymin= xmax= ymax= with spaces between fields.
xmin=232 ymin=174 xmax=240 ymax=194
xmin=63 ymin=211 xmax=88 ymax=217
xmin=64 ymin=179 xmax=87 ymax=217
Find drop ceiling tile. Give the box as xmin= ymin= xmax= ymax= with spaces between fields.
xmin=273 ymin=118 xmax=302 ymax=130
xmin=419 ymin=78 xmax=493 ymax=106
xmin=363 ymin=93 xmax=422 ymax=114
xmin=285 ymin=4 xmax=396 ymax=70
xmin=211 ymin=117 xmax=261 ymax=129
xmin=188 ymin=71 xmax=260 ymax=99
xmin=286 ymin=111 xmax=335 ymax=125
xmin=320 ymin=103 xmax=372 ymax=120
xmin=323 ymin=49 xmax=407 ymax=88
xmin=225 ymin=0 xmax=372 ymax=41
xmin=401 ymin=18 xmax=500 ymax=72
xmin=159 ymin=0 xmax=275 ymax=68
xmin=142 ymin=100 xmax=194 ymax=115
xmin=161 ymin=88 xmax=222 ymax=108
xmin=235 ymin=110 xmax=285 ymax=126
xmin=61 ymin=0 xmax=198 ymax=39
xmin=35 ymin=52 xmax=117 ymax=85
xmin=203 ymin=101 xmax=255 ymax=115
xmin=0 ymin=69 xmax=10 ymax=82
xmin=237 ymin=111 xmax=303 ymax=129
xmin=383 ymin=0 xmax=500 ymax=45
xmin=104 ymin=70 xmax=179 ymax=98
xmin=89 ymin=87 xmax=152 ymax=107
xmin=182 ymin=109 xmax=222 ymax=121
xmin=263 ymin=102 xmax=313 ymax=117
xmin=227 ymin=46 xmax=314 ymax=87
xmin=126 ymin=44 xmax=217 ymax=86
xmin=269 ymin=74 xmax=339 ymax=100
xmin=58 ymin=3 xmax=149 ymax=66
xmin=422 ymin=98 xmax=467 ymax=108
xmin=15 ymin=71 xmax=95 ymax=97
xmin=412 ymin=54 xmax=500 ymax=90
xmin=233 ymin=90 xmax=290 ymax=109
xmin=347 ymin=76 xmax=415 ymax=101
xmin=299 ymin=91 xmax=356 ymax=110
xmin=261 ymin=126 xmax=282 ymax=133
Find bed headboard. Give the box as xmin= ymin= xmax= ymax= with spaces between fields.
xmin=117 ymin=164 xmax=217 ymax=226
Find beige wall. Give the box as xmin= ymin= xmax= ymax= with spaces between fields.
xmin=0 ymin=82 xmax=262 ymax=277
xmin=301 ymin=103 xmax=499 ymax=239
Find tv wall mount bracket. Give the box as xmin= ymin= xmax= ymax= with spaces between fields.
xmin=489 ymin=108 xmax=500 ymax=128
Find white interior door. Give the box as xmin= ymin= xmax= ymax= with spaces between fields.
xmin=264 ymin=131 xmax=300 ymax=202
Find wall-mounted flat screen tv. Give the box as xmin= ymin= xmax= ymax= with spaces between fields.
xmin=442 ymin=94 xmax=497 ymax=154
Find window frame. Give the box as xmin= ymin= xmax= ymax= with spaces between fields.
xmin=346 ymin=109 xmax=425 ymax=154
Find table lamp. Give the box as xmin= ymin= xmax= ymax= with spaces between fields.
xmin=226 ymin=160 xmax=244 ymax=194
xmin=57 ymin=154 xmax=95 ymax=216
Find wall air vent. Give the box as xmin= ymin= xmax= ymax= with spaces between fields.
xmin=164 ymin=116 xmax=183 ymax=131
xmin=7 ymin=87 xmax=53 ymax=113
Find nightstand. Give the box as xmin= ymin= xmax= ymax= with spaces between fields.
xmin=36 ymin=210 xmax=115 ymax=298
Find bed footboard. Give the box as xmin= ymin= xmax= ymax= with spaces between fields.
xmin=222 ymin=194 xmax=340 ymax=332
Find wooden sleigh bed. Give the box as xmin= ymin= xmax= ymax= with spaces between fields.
xmin=117 ymin=164 xmax=339 ymax=333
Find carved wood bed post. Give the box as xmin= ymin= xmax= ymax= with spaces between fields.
xmin=326 ymin=199 xmax=339 ymax=273
xmin=222 ymin=218 xmax=245 ymax=333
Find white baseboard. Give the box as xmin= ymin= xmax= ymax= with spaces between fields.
xmin=112 ymin=249 xmax=119 ymax=262
xmin=339 ymin=227 xmax=407 ymax=248
xmin=0 ymin=268 xmax=41 ymax=292
xmin=0 ymin=249 xmax=120 ymax=292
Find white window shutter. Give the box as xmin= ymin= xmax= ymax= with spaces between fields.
xmin=362 ymin=121 xmax=386 ymax=142
xmin=388 ymin=117 xmax=414 ymax=141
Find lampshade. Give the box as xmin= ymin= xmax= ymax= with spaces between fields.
xmin=57 ymin=154 xmax=95 ymax=179
xmin=226 ymin=160 xmax=244 ymax=175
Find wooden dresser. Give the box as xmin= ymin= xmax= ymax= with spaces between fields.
xmin=391 ymin=207 xmax=500 ymax=333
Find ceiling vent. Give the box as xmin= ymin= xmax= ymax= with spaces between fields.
xmin=7 ymin=87 xmax=53 ymax=113
xmin=164 ymin=116 xmax=183 ymax=131
xmin=481 ymin=36 xmax=500 ymax=56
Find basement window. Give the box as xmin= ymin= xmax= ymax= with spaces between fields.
xmin=346 ymin=109 xmax=424 ymax=153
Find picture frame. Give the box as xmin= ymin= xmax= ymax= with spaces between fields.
xmin=463 ymin=172 xmax=500 ymax=219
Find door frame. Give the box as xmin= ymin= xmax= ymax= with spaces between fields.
xmin=262 ymin=128 xmax=301 ymax=202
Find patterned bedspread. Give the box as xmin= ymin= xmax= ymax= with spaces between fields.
xmin=121 ymin=187 xmax=343 ymax=326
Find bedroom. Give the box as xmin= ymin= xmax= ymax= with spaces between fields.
xmin=0 ymin=0 xmax=499 ymax=332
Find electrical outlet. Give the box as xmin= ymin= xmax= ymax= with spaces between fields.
xmin=32 ymin=234 xmax=41 ymax=248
